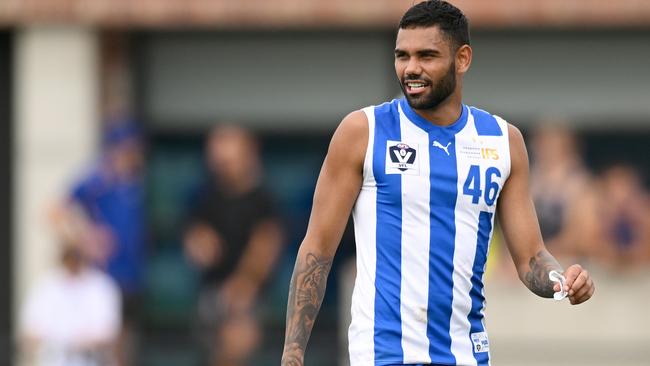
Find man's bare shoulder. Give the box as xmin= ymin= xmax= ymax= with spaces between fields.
xmin=506 ymin=122 xmax=528 ymax=172
xmin=334 ymin=110 xmax=368 ymax=143
xmin=327 ymin=110 xmax=369 ymax=169
xmin=506 ymin=123 xmax=524 ymax=145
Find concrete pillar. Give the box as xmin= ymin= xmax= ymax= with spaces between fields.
xmin=13 ymin=26 xmax=99 ymax=327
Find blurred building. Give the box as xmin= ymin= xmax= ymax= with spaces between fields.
xmin=1 ymin=1 xmax=650 ymax=365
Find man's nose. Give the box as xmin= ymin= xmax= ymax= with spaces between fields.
xmin=404 ymin=57 xmax=422 ymax=76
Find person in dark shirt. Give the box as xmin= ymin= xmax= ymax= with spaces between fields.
xmin=184 ymin=125 xmax=283 ymax=366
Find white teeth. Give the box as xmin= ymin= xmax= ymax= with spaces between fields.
xmin=407 ymin=82 xmax=426 ymax=89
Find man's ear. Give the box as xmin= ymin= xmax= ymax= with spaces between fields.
xmin=455 ymin=44 xmax=472 ymax=74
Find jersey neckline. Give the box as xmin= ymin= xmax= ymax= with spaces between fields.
xmin=399 ymin=98 xmax=468 ymax=134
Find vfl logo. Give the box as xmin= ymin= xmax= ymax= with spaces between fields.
xmin=386 ymin=141 xmax=419 ymax=175
xmin=432 ymin=140 xmax=452 ymax=156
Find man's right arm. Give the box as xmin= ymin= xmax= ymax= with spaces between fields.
xmin=281 ymin=110 xmax=368 ymax=366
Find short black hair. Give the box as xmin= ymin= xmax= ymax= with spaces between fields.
xmin=399 ymin=0 xmax=470 ymax=49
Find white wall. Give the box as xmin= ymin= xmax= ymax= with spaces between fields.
xmin=13 ymin=26 xmax=99 ymax=324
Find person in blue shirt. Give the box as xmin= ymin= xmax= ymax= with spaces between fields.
xmin=54 ymin=121 xmax=145 ymax=366
xmin=69 ymin=123 xmax=145 ymax=296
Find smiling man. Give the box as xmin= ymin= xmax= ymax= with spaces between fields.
xmin=281 ymin=1 xmax=595 ymax=366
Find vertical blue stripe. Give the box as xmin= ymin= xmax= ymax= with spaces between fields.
xmin=469 ymin=211 xmax=493 ymax=366
xmin=426 ymin=130 xmax=459 ymax=365
xmin=372 ymin=101 xmax=404 ymax=364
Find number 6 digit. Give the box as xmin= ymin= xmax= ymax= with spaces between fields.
xmin=484 ymin=167 xmax=501 ymax=206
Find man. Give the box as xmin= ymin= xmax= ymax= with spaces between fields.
xmin=184 ymin=126 xmax=284 ymax=366
xmin=281 ymin=1 xmax=595 ymax=366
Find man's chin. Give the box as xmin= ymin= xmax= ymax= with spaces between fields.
xmin=405 ymin=94 xmax=434 ymax=110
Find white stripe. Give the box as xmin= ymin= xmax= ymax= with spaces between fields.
xmin=480 ymin=213 xmax=497 ymax=366
xmin=349 ymin=107 xmax=377 ymax=366
xmin=449 ymin=109 xmax=480 ymax=366
xmin=398 ymin=105 xmax=432 ymax=364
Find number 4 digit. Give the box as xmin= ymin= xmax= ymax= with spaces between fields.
xmin=463 ymin=165 xmax=482 ymax=204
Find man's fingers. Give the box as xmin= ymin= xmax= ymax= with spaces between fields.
xmin=587 ymin=284 xmax=595 ymax=299
xmin=568 ymin=269 xmax=589 ymax=296
xmin=572 ymin=278 xmax=591 ymax=299
xmin=570 ymin=278 xmax=595 ymax=305
xmin=561 ymin=264 xmax=594 ymax=305
xmin=571 ymin=288 xmax=594 ymax=305
xmin=563 ymin=264 xmax=583 ymax=288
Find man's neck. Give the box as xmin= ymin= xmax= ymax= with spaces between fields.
xmin=411 ymin=94 xmax=463 ymax=127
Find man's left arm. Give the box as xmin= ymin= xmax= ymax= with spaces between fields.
xmin=497 ymin=124 xmax=595 ymax=305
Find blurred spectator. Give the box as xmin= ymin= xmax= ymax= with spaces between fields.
xmin=184 ymin=125 xmax=283 ymax=366
xmin=529 ymin=123 xmax=595 ymax=260
xmin=590 ymin=165 xmax=650 ymax=268
xmin=51 ymin=121 xmax=146 ymax=365
xmin=19 ymin=243 xmax=121 ymax=366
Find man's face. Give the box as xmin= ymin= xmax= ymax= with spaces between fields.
xmin=110 ymin=138 xmax=144 ymax=177
xmin=207 ymin=128 xmax=258 ymax=185
xmin=395 ymin=26 xmax=457 ymax=110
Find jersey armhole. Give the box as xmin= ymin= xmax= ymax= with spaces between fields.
xmin=361 ymin=106 xmax=376 ymax=183
xmin=494 ymin=115 xmax=512 ymax=180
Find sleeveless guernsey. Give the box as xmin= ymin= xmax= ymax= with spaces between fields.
xmin=349 ymin=98 xmax=511 ymax=366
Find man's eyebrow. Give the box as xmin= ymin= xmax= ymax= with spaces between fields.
xmin=417 ymin=48 xmax=441 ymax=55
xmin=394 ymin=48 xmax=442 ymax=55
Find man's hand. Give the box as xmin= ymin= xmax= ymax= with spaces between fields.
xmin=555 ymin=264 xmax=595 ymax=305
xmin=184 ymin=223 xmax=223 ymax=269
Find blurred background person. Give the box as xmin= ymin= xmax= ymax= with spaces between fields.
xmin=590 ymin=164 xmax=650 ymax=269
xmin=19 ymin=242 xmax=121 ymax=366
xmin=528 ymin=123 xmax=597 ymax=261
xmin=50 ymin=121 xmax=146 ymax=366
xmin=183 ymin=125 xmax=284 ymax=366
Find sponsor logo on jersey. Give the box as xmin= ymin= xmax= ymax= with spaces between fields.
xmin=471 ymin=332 xmax=490 ymax=353
xmin=432 ymin=140 xmax=452 ymax=156
xmin=460 ymin=145 xmax=500 ymax=160
xmin=480 ymin=147 xmax=499 ymax=160
xmin=386 ymin=141 xmax=419 ymax=175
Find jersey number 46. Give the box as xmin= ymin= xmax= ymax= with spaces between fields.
xmin=463 ymin=165 xmax=501 ymax=206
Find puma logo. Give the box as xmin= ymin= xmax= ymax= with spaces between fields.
xmin=432 ymin=140 xmax=451 ymax=156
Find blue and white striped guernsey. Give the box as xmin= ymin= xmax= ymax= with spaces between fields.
xmin=349 ymin=98 xmax=511 ymax=366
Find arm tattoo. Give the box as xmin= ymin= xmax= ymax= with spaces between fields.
xmin=524 ymin=250 xmax=563 ymax=298
xmin=281 ymin=252 xmax=333 ymax=366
